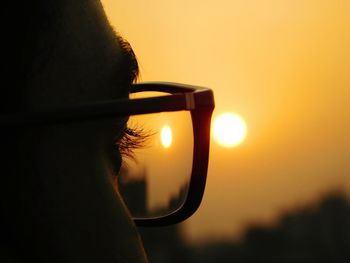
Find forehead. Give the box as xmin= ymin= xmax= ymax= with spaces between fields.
xmin=26 ymin=41 xmax=131 ymax=111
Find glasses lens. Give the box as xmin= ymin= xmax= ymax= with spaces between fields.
xmin=116 ymin=92 xmax=193 ymax=219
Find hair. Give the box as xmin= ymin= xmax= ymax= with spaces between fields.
xmin=2 ymin=1 xmax=66 ymax=113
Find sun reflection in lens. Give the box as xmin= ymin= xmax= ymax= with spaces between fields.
xmin=161 ymin=125 xmax=172 ymax=148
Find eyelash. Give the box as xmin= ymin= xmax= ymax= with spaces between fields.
xmin=114 ymin=125 xmax=151 ymax=159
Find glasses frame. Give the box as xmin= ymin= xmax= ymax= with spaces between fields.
xmin=1 ymin=82 xmax=215 ymax=226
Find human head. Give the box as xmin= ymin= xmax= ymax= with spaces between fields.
xmin=1 ymin=1 xmax=147 ymax=262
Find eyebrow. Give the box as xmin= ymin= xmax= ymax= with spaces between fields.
xmin=115 ymin=34 xmax=139 ymax=86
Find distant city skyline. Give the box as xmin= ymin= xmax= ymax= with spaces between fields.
xmin=141 ymin=192 xmax=350 ymax=263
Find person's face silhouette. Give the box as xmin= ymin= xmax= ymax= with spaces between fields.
xmin=2 ymin=1 xmax=147 ymax=262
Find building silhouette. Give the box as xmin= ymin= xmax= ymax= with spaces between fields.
xmin=118 ymin=167 xmax=350 ymax=262
xmin=191 ymin=192 xmax=350 ymax=263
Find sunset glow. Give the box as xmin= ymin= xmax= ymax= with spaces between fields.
xmin=102 ymin=0 xmax=350 ymax=244
xmin=213 ymin=113 xmax=247 ymax=147
xmin=160 ymin=125 xmax=172 ymax=148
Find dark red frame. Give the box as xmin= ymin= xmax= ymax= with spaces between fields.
xmin=1 ymin=82 xmax=215 ymax=226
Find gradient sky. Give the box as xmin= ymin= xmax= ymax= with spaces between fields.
xmin=102 ymin=0 xmax=350 ymax=243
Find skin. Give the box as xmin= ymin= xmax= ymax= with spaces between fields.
xmin=1 ymin=1 xmax=148 ymax=262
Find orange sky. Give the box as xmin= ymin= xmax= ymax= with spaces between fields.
xmin=102 ymin=0 xmax=350 ymax=243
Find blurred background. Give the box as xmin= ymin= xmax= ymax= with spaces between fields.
xmin=102 ymin=0 xmax=350 ymax=262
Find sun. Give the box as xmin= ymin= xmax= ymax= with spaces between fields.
xmin=212 ymin=112 xmax=247 ymax=147
xmin=160 ymin=125 xmax=172 ymax=148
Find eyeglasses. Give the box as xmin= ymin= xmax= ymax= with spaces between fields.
xmin=1 ymin=82 xmax=215 ymax=226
